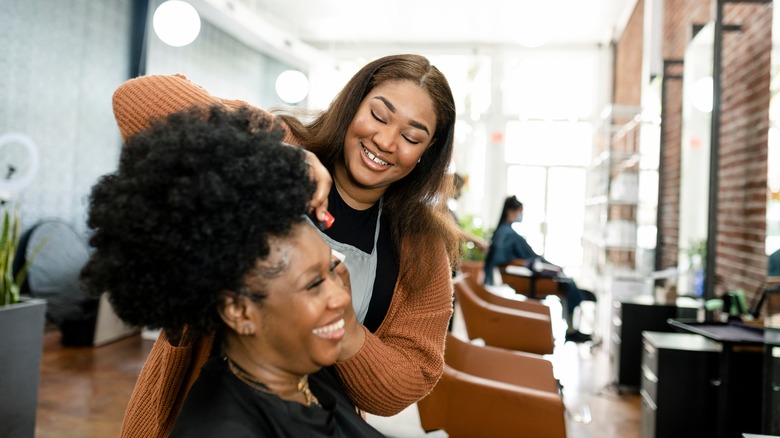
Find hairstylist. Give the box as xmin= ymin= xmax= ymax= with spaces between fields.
xmin=112 ymin=54 xmax=461 ymax=437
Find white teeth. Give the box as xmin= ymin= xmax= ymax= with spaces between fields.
xmin=312 ymin=318 xmax=345 ymax=335
xmin=362 ymin=146 xmax=389 ymax=166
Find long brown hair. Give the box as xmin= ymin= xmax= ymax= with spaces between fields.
xmin=278 ymin=54 xmax=460 ymax=286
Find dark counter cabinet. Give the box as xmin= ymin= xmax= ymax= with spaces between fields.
xmin=640 ymin=331 xmax=721 ymax=438
xmin=667 ymin=320 xmax=766 ymax=438
xmin=611 ymin=297 xmax=698 ymax=390
xmin=765 ymin=337 xmax=780 ymax=435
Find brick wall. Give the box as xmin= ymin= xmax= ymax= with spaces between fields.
xmin=614 ymin=0 xmax=645 ymax=109
xmin=614 ymin=0 xmax=772 ymax=304
xmin=716 ymin=3 xmax=771 ymax=298
xmin=662 ymin=0 xmax=711 ymax=60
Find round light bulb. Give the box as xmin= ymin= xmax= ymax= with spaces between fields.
xmin=153 ymin=1 xmax=201 ymax=47
xmin=275 ymin=70 xmax=310 ymax=104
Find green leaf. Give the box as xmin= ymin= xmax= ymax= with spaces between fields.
xmin=0 ymin=204 xmax=43 ymax=306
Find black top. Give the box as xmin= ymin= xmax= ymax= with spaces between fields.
xmin=324 ymin=188 xmax=398 ymax=333
xmin=170 ymin=357 xmax=385 ymax=437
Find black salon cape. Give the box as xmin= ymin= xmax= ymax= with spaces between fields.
xmin=169 ymin=357 xmax=385 ymax=437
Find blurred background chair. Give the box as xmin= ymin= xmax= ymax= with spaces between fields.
xmin=498 ymin=262 xmax=560 ymax=299
xmin=498 ymin=261 xmax=599 ymax=344
xmin=458 ymin=260 xmax=485 ymax=284
xmin=453 ymin=275 xmax=555 ymax=355
xmin=13 ymin=220 xmax=136 ymax=346
xmin=462 ymin=272 xmax=551 ymax=318
xmin=418 ymin=333 xmax=567 ymax=438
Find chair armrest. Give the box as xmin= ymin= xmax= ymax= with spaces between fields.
xmin=501 ymin=271 xmax=559 ymax=298
xmin=503 ymin=258 xmax=532 ymax=268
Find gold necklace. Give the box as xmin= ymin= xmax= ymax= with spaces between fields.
xmin=225 ymin=356 xmax=319 ymax=407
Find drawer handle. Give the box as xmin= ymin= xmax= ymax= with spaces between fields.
xmin=640 ymin=388 xmax=657 ymax=410
xmin=641 ymin=364 xmax=658 ymax=383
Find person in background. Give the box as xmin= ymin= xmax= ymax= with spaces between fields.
xmin=446 ymin=173 xmax=489 ymax=332
xmin=483 ymin=195 xmax=593 ymax=343
xmin=81 ymin=107 xmax=384 ymax=437
xmin=769 ymin=248 xmax=780 ymax=277
xmin=450 ymin=173 xmax=489 ymax=256
xmin=110 ymin=53 xmax=461 ymax=437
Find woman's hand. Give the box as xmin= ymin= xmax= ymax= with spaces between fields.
xmin=332 ymin=255 xmax=365 ymax=361
xmin=303 ymin=150 xmax=332 ymax=224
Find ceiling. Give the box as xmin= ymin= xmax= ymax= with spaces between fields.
xmin=232 ymin=0 xmax=636 ymax=56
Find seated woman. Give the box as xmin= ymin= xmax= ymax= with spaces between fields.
xmin=769 ymin=248 xmax=780 ymax=277
xmin=483 ymin=195 xmax=593 ymax=343
xmin=80 ymin=106 xmax=384 ymax=437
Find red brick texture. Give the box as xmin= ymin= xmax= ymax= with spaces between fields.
xmin=716 ymin=3 xmax=771 ymax=298
xmin=614 ymin=0 xmax=772 ymax=303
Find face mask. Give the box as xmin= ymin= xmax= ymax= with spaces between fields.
xmin=514 ymin=213 xmax=523 ymax=223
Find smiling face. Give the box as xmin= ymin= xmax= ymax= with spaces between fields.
xmin=336 ymin=79 xmax=437 ymax=208
xmin=239 ymin=222 xmax=351 ymax=376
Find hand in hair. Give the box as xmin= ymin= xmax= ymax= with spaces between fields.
xmin=302 ymin=149 xmax=332 ymax=224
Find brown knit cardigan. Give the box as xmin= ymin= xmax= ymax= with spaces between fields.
xmin=112 ymin=75 xmax=454 ymax=438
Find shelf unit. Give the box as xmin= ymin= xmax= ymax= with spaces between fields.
xmin=582 ymin=105 xmax=660 ymax=343
xmin=583 ymin=106 xmax=641 ymax=279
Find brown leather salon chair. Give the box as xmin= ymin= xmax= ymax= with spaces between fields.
xmin=499 ymin=262 xmax=559 ymax=299
xmin=453 ymin=275 xmax=555 ymax=355
xmin=418 ymin=333 xmax=567 ymax=438
xmin=462 ymin=273 xmax=551 ymax=318
xmin=458 ymin=260 xmax=484 ymax=284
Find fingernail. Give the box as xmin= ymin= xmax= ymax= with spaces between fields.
xmin=323 ymin=211 xmax=335 ymax=229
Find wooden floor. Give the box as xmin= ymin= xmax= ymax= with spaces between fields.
xmin=35 ymin=326 xmax=153 ymax=438
xmin=35 ymin=315 xmax=641 ymax=438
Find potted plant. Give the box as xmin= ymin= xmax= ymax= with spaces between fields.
xmin=459 ymin=214 xmax=489 ymax=263
xmin=457 ymin=215 xmax=490 ymax=282
xmin=687 ymin=238 xmax=707 ymax=298
xmin=0 ymin=203 xmax=47 ymax=438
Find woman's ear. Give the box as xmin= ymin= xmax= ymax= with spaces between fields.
xmin=218 ymin=293 xmax=257 ymax=336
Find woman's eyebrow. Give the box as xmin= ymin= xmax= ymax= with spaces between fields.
xmin=408 ymin=120 xmax=430 ymax=135
xmin=373 ymin=95 xmax=431 ymax=135
xmin=373 ymin=95 xmax=396 ymax=112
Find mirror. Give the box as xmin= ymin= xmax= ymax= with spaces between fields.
xmin=677 ymin=23 xmax=714 ymax=296
xmin=769 ymin=10 xmax=780 ymax=277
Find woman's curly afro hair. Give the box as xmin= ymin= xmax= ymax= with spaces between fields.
xmin=81 ymin=105 xmax=316 ymax=336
